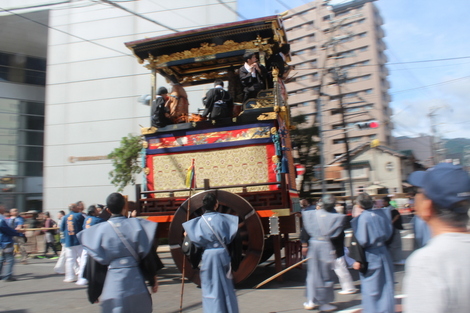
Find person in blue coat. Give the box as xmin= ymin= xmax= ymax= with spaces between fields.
xmin=78 ymin=193 xmax=161 ymax=313
xmin=0 ymin=205 xmax=22 ymax=281
xmin=60 ymin=203 xmax=85 ymax=282
xmin=351 ymin=193 xmax=395 ymax=313
xmin=183 ymin=192 xmax=239 ymax=313
xmin=301 ymin=195 xmax=346 ymax=312
xmin=411 ymin=214 xmax=431 ymax=249
xmin=76 ymin=205 xmax=105 ymax=286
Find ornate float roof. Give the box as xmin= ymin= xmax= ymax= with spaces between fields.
xmin=124 ymin=16 xmax=289 ymax=86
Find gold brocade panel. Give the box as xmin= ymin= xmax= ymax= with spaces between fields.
xmin=151 ymin=145 xmax=271 ymax=198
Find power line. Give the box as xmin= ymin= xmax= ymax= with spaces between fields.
xmin=100 ymin=0 xmax=178 ymax=32
xmin=391 ymin=75 xmax=470 ymax=95
xmin=0 ymin=5 xmax=133 ymax=58
xmin=217 ymin=0 xmax=247 ymax=20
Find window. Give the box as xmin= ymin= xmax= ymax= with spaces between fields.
xmin=292 ymin=50 xmax=305 ymax=56
xmin=310 ymin=60 xmax=317 ymax=68
xmin=309 ymin=34 xmax=316 ymax=42
xmin=357 ymin=32 xmax=367 ymax=39
xmin=363 ymin=89 xmax=373 ymax=95
xmin=323 ymin=15 xmax=331 ymax=21
xmin=0 ymin=51 xmax=46 ymax=86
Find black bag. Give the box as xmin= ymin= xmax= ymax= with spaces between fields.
xmin=348 ymin=233 xmax=368 ymax=274
xmin=181 ymin=235 xmax=203 ymax=269
xmin=181 ymin=235 xmax=193 ymax=256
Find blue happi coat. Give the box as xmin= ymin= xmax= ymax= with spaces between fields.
xmin=78 ymin=216 xmax=157 ymax=313
xmin=411 ymin=215 xmax=431 ymax=249
xmin=351 ymin=209 xmax=395 ymax=313
xmin=302 ymin=209 xmax=345 ymax=305
xmin=183 ymin=212 xmax=239 ymax=313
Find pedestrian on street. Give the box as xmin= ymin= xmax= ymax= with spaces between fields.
xmin=42 ymin=212 xmax=58 ymax=258
xmin=60 ymin=203 xmax=84 ymax=282
xmin=53 ymin=210 xmax=66 ymax=274
xmin=183 ymin=192 xmax=240 ymax=313
xmin=382 ymin=196 xmax=405 ymax=265
xmin=76 ymin=204 xmax=105 ymax=286
xmin=78 ymin=192 xmax=161 ymax=313
xmin=404 ymin=163 xmax=470 ymax=313
xmin=0 ymin=205 xmax=22 ymax=281
xmin=301 ymin=195 xmax=346 ymax=311
xmin=351 ymin=193 xmax=395 ymax=313
xmin=7 ymin=208 xmax=28 ymax=264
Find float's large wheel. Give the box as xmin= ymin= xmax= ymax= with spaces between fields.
xmin=169 ymin=190 xmax=264 ymax=285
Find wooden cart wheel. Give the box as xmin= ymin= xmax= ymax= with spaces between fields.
xmin=169 ymin=190 xmax=264 ymax=285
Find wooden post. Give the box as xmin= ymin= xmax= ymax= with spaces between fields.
xmin=273 ymin=234 xmax=282 ymax=281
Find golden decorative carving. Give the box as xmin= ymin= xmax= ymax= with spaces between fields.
xmin=250 ymin=98 xmax=274 ymax=109
xmin=273 ymin=105 xmax=280 ymax=113
xmin=147 ymin=39 xmax=274 ymax=66
xmin=180 ymin=71 xmax=227 ymax=84
xmin=144 ymin=167 xmax=150 ymax=175
xmin=270 ymin=127 xmax=278 ymax=135
xmin=272 ymin=67 xmax=279 ymax=80
xmin=272 ymin=155 xmax=280 ymax=163
xmin=141 ymin=127 xmax=157 ymax=135
xmin=257 ymin=112 xmax=277 ymax=120
xmin=142 ymin=141 xmax=149 ymax=149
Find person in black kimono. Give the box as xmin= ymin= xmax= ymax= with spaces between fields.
xmin=151 ymin=86 xmax=171 ymax=128
xmin=239 ymin=52 xmax=266 ymax=102
xmin=267 ymin=44 xmax=291 ymax=86
xmin=202 ymin=79 xmax=233 ymax=120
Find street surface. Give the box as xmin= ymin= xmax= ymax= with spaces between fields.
xmin=0 ymin=226 xmax=414 ymax=313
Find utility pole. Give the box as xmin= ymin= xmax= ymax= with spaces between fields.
xmin=331 ymin=68 xmax=354 ymax=197
xmin=428 ymin=106 xmax=446 ymax=165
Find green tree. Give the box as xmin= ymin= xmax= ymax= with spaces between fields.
xmin=108 ymin=134 xmax=143 ymax=192
xmin=290 ymin=114 xmax=319 ymax=197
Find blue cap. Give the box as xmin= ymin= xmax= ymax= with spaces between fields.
xmin=408 ymin=163 xmax=470 ymax=211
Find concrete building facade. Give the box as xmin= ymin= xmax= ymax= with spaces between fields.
xmin=0 ymin=9 xmax=49 ymax=211
xmin=0 ymin=0 xmax=237 ymax=213
xmin=284 ymin=0 xmax=392 ymax=164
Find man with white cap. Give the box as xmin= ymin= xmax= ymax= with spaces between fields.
xmin=404 ymin=162 xmax=470 ymax=313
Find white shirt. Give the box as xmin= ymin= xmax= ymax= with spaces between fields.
xmin=404 ymin=232 xmax=470 ymax=313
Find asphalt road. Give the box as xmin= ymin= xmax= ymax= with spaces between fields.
xmin=0 ymin=228 xmax=414 ymax=313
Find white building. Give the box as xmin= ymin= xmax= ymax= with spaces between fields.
xmin=0 ymin=0 xmax=238 ymax=213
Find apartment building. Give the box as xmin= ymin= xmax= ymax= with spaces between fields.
xmin=284 ymin=0 xmax=392 ymax=165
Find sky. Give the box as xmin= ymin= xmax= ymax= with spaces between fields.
xmin=237 ymin=0 xmax=470 ymax=140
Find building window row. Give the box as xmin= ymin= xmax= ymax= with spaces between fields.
xmin=291 ymin=45 xmax=317 ymax=57
xmin=331 ymin=104 xmax=374 ymax=115
xmin=330 ymin=45 xmax=368 ymax=59
xmin=344 ymin=74 xmax=371 ymax=84
xmin=290 ymin=33 xmax=316 ymax=44
xmin=330 ymin=88 xmax=373 ymax=100
xmin=286 ymin=20 xmax=315 ymax=32
xmin=294 ymin=59 xmax=318 ymax=69
xmin=0 ymin=51 xmax=46 ymax=86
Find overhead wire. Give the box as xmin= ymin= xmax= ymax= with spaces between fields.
xmin=0 ymin=5 xmax=133 ymax=58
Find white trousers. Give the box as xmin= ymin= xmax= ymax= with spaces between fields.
xmin=77 ymin=248 xmax=88 ymax=283
xmin=333 ymin=256 xmax=355 ymax=291
xmin=54 ymin=244 xmax=66 ymax=274
xmin=64 ymin=245 xmax=82 ymax=281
